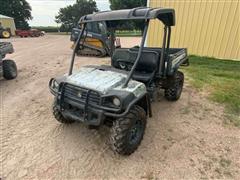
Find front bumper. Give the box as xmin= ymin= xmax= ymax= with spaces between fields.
xmin=57 ymin=98 xmax=105 ymax=126
xmin=49 ymin=79 xmax=146 ymax=126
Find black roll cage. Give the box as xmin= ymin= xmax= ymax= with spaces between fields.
xmin=69 ymin=7 xmax=173 ymax=88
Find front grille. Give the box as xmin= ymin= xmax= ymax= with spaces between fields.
xmin=63 ymin=84 xmax=101 ymax=105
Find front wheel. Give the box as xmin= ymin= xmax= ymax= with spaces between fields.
xmin=110 ymin=105 xmax=147 ymax=155
xmin=164 ymin=71 xmax=184 ymax=101
xmin=52 ymin=100 xmax=74 ymax=124
xmin=1 ymin=30 xmax=11 ymax=38
xmin=3 ymin=59 xmax=17 ymax=80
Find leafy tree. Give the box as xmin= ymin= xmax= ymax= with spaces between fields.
xmin=109 ymin=0 xmax=147 ymax=31
xmin=55 ymin=0 xmax=98 ymax=31
xmin=0 ymin=0 xmax=32 ymax=30
xmin=109 ymin=0 xmax=147 ymax=10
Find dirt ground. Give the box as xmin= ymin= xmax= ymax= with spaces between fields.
xmin=1 ymin=35 xmax=240 ymax=180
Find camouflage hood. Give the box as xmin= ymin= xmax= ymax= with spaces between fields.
xmin=66 ymin=67 xmax=146 ymax=97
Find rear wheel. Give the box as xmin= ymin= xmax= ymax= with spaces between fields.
xmin=110 ymin=105 xmax=146 ymax=155
xmin=52 ymin=100 xmax=74 ymax=124
xmin=3 ymin=59 xmax=17 ymax=80
xmin=164 ymin=71 xmax=184 ymax=101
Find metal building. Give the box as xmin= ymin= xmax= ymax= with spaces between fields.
xmin=0 ymin=14 xmax=16 ymax=35
xmin=147 ymin=0 xmax=240 ymax=60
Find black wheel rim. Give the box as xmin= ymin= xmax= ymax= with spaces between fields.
xmin=129 ymin=119 xmax=143 ymax=145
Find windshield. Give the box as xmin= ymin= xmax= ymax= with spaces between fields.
xmin=98 ymin=22 xmax=107 ymax=34
xmin=85 ymin=21 xmax=107 ymax=35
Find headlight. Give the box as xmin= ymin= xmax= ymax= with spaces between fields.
xmin=113 ymin=97 xmax=121 ymax=107
xmin=103 ymin=96 xmax=121 ymax=108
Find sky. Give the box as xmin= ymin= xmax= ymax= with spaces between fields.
xmin=27 ymin=0 xmax=110 ymax=26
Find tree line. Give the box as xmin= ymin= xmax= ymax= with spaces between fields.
xmin=56 ymin=0 xmax=147 ymax=32
xmin=0 ymin=0 xmax=147 ymax=31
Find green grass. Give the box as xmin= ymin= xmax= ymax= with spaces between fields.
xmin=115 ymin=30 xmax=142 ymax=37
xmin=47 ymin=32 xmax=70 ymax=35
xmin=181 ymin=55 xmax=240 ymax=126
xmin=47 ymin=30 xmax=142 ymax=37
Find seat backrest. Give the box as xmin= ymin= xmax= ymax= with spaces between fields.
xmin=112 ymin=48 xmax=160 ymax=73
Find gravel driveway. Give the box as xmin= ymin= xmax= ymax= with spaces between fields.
xmin=1 ymin=35 xmax=239 ymax=179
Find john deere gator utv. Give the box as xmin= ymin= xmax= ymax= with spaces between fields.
xmin=70 ymin=21 xmax=120 ymax=57
xmin=49 ymin=7 xmax=189 ymax=155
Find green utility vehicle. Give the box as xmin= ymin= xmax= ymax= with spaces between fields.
xmin=49 ymin=7 xmax=189 ymax=155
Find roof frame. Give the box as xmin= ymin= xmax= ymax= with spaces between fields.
xmin=79 ymin=7 xmax=175 ymax=26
